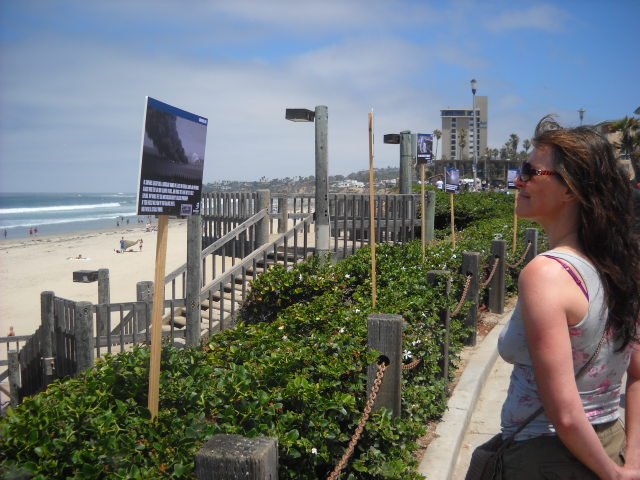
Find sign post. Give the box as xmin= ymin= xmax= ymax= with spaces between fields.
xmin=136 ymin=97 xmax=208 ymax=419
xmin=416 ymin=133 xmax=433 ymax=261
xmin=445 ymin=167 xmax=460 ymax=249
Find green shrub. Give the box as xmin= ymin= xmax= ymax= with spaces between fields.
xmin=1 ymin=191 xmax=541 ymax=479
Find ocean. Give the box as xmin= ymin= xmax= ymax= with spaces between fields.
xmin=0 ymin=193 xmax=148 ymax=240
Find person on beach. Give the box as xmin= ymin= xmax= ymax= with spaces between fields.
xmin=8 ymin=326 xmax=15 ymax=337
xmin=475 ymin=116 xmax=640 ymax=478
xmin=139 ymin=239 xmax=143 ymax=251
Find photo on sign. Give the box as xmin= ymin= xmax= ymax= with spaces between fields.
xmin=416 ymin=133 xmax=433 ymax=165
xmin=136 ymin=97 xmax=208 ymax=216
xmin=507 ymin=168 xmax=519 ymax=188
xmin=445 ymin=167 xmax=460 ymax=192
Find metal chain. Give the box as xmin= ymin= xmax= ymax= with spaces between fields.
xmin=506 ymin=241 xmax=532 ymax=268
xmin=480 ymin=257 xmax=500 ymax=289
xmin=450 ymin=274 xmax=473 ymax=317
xmin=327 ymin=362 xmax=387 ymax=480
xmin=402 ymin=358 xmax=422 ymax=370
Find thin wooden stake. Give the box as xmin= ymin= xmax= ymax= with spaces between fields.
xmin=450 ymin=192 xmax=456 ymax=250
xmin=368 ymin=111 xmax=377 ymax=308
xmin=512 ymin=189 xmax=519 ymax=255
xmin=148 ymin=214 xmax=169 ymax=419
xmin=421 ymin=164 xmax=426 ymax=261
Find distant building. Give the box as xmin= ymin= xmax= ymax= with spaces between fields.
xmin=440 ymin=96 xmax=488 ymax=162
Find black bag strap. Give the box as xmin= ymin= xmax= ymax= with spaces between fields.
xmin=497 ymin=328 xmax=607 ymax=452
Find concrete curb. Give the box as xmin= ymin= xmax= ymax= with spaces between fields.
xmin=417 ymin=309 xmax=512 ymax=479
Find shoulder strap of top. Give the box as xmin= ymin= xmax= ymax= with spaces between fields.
xmin=541 ymin=254 xmax=589 ymax=300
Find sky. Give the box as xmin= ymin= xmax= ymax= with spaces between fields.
xmin=1 ymin=0 xmax=638 ymax=193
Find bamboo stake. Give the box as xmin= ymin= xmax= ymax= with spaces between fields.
xmin=512 ymin=189 xmax=519 ymax=255
xmin=148 ymin=214 xmax=169 ymax=419
xmin=421 ymin=163 xmax=426 ymax=261
xmin=450 ymin=192 xmax=456 ymax=250
xmin=368 ymin=111 xmax=377 ymax=308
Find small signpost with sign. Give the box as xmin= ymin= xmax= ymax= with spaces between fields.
xmin=416 ymin=133 xmax=433 ymax=260
xmin=136 ymin=97 xmax=208 ymax=419
xmin=445 ymin=167 xmax=460 ymax=249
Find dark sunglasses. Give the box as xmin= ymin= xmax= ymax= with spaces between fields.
xmin=518 ymin=162 xmax=557 ymax=182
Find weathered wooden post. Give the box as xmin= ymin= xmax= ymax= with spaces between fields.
xmin=98 ymin=269 xmax=110 ymax=304
xmin=40 ymin=291 xmax=55 ymax=358
xmin=427 ymin=271 xmax=451 ymax=387
xmin=256 ymin=189 xmax=271 ymax=247
xmin=8 ymin=350 xmax=20 ymax=406
xmin=97 ymin=269 xmax=110 ymax=337
xmin=425 ymin=190 xmax=436 ymax=243
xmin=525 ymin=227 xmax=538 ymax=263
xmin=489 ymin=240 xmax=506 ymax=314
xmin=278 ymin=197 xmax=288 ymax=234
xmin=367 ymin=314 xmax=402 ymax=417
xmin=195 ymin=434 xmax=278 ymax=479
xmin=136 ymin=281 xmax=154 ymax=333
xmin=74 ymin=301 xmax=94 ymax=374
xmin=462 ymin=252 xmax=481 ymax=346
xmin=186 ymin=214 xmax=202 ymax=347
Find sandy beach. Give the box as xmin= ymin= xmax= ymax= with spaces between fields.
xmin=0 ymin=220 xmax=190 ymax=340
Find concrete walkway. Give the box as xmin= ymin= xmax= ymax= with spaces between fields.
xmin=418 ymin=309 xmax=512 ymax=479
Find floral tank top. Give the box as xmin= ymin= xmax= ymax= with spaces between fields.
xmin=498 ymin=250 xmax=632 ymax=441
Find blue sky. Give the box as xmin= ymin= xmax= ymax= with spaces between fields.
xmin=1 ymin=0 xmax=638 ymax=193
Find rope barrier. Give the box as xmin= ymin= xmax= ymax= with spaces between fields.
xmin=480 ymin=257 xmax=500 ymax=289
xmin=450 ymin=274 xmax=473 ymax=317
xmin=505 ymin=241 xmax=531 ymax=268
xmin=327 ymin=361 xmax=387 ymax=480
xmin=402 ymin=358 xmax=422 ymax=370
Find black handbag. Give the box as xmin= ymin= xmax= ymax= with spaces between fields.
xmin=465 ymin=329 xmax=607 ymax=480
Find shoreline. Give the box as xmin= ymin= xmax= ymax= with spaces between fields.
xmin=0 ymin=219 xmax=190 ymax=340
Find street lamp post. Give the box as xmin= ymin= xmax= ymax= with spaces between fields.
xmin=285 ymin=106 xmax=329 ymax=258
xmin=578 ymin=108 xmax=586 ymax=125
xmin=471 ymin=78 xmax=478 ymax=190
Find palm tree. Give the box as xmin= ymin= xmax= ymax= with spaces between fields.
xmin=458 ymin=128 xmax=467 ymax=160
xmin=508 ymin=134 xmax=520 ymax=161
xmin=433 ymin=129 xmax=442 ymax=161
xmin=608 ymin=116 xmax=640 ymax=180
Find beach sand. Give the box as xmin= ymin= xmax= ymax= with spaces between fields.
xmin=0 ymin=220 xmax=190 ymax=340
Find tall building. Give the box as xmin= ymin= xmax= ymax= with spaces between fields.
xmin=440 ymin=96 xmax=488 ymax=163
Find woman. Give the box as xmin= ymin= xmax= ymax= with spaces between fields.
xmin=496 ymin=116 xmax=640 ymax=478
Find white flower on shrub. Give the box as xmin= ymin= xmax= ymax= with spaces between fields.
xmin=345 ymin=274 xmax=351 ymax=279
xmin=403 ymin=350 xmax=412 ymax=360
xmin=311 ymin=448 xmax=318 ymax=455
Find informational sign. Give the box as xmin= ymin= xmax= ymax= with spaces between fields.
xmin=445 ymin=167 xmax=460 ymax=192
xmin=136 ymin=97 xmax=208 ymax=216
xmin=416 ymin=133 xmax=434 ymax=165
xmin=507 ymin=168 xmax=519 ymax=188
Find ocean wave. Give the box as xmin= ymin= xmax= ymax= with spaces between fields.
xmin=1 ymin=211 xmax=138 ymax=229
xmin=0 ymin=202 xmax=122 ymax=215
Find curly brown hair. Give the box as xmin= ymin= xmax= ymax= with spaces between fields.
xmin=532 ymin=115 xmax=640 ymax=350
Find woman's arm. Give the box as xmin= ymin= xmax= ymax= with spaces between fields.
xmin=519 ymin=257 xmax=623 ymax=479
xmin=625 ymin=347 xmax=640 ymax=469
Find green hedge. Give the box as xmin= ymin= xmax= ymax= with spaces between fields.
xmin=0 ymin=191 xmax=543 ymax=479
